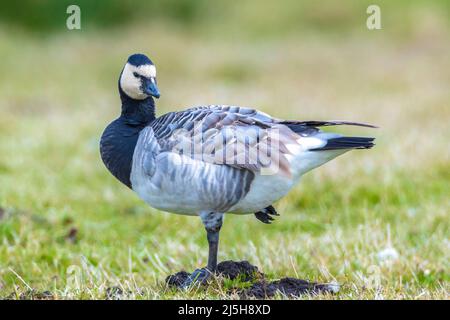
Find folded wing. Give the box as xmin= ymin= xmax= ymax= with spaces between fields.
xmin=150 ymin=105 xmax=299 ymax=176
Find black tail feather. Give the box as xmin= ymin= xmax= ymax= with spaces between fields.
xmin=279 ymin=120 xmax=378 ymax=129
xmin=311 ymin=137 xmax=375 ymax=151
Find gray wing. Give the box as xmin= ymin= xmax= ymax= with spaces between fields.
xmin=150 ymin=105 xmax=276 ymax=142
xmin=150 ymin=105 xmax=298 ymax=176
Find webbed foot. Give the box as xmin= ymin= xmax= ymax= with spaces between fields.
xmin=254 ymin=205 xmax=279 ymax=224
xmin=181 ymin=268 xmax=212 ymax=288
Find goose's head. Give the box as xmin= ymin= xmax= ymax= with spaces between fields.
xmin=119 ymin=53 xmax=160 ymax=100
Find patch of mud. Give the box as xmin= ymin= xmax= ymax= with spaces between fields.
xmin=165 ymin=271 xmax=191 ymax=287
xmin=165 ymin=260 xmax=262 ymax=287
xmin=237 ymin=277 xmax=339 ymax=299
xmin=166 ymin=260 xmax=339 ymax=298
xmin=217 ymin=260 xmax=264 ymax=281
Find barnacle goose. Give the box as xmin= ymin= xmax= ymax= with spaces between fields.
xmin=100 ymin=53 xmax=375 ymax=287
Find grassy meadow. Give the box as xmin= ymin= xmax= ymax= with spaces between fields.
xmin=0 ymin=1 xmax=449 ymax=299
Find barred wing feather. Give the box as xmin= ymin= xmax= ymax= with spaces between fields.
xmin=150 ymin=105 xmax=298 ymax=176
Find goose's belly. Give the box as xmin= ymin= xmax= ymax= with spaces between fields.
xmin=131 ymin=172 xmax=211 ymax=215
xmin=133 ymin=171 xmax=295 ymax=215
xmin=131 ymin=168 xmax=211 ymax=216
xmin=132 ymin=181 xmax=203 ymax=215
xmin=228 ymin=173 xmax=296 ymax=214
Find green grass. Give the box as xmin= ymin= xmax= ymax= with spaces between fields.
xmin=0 ymin=14 xmax=449 ymax=299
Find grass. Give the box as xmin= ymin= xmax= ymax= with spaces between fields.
xmin=0 ymin=16 xmax=449 ymax=299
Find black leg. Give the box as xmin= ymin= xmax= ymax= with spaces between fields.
xmin=206 ymin=228 xmax=220 ymax=272
xmin=181 ymin=212 xmax=223 ymax=288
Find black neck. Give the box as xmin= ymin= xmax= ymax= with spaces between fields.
xmin=100 ymin=88 xmax=156 ymax=189
xmin=119 ymin=86 xmax=156 ymax=125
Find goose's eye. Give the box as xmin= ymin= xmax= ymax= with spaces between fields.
xmin=133 ymin=72 xmax=140 ymax=78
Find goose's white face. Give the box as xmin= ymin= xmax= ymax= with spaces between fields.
xmin=120 ymin=62 xmax=158 ymax=100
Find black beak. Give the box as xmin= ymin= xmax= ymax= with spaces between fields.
xmin=144 ymin=77 xmax=160 ymax=99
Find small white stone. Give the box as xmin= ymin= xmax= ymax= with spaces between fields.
xmin=377 ymin=247 xmax=399 ymax=261
xmin=326 ymin=281 xmax=341 ymax=293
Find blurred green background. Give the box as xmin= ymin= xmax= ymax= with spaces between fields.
xmin=0 ymin=1 xmax=448 ymax=299
xmin=1 ymin=0 xmax=450 ymax=36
